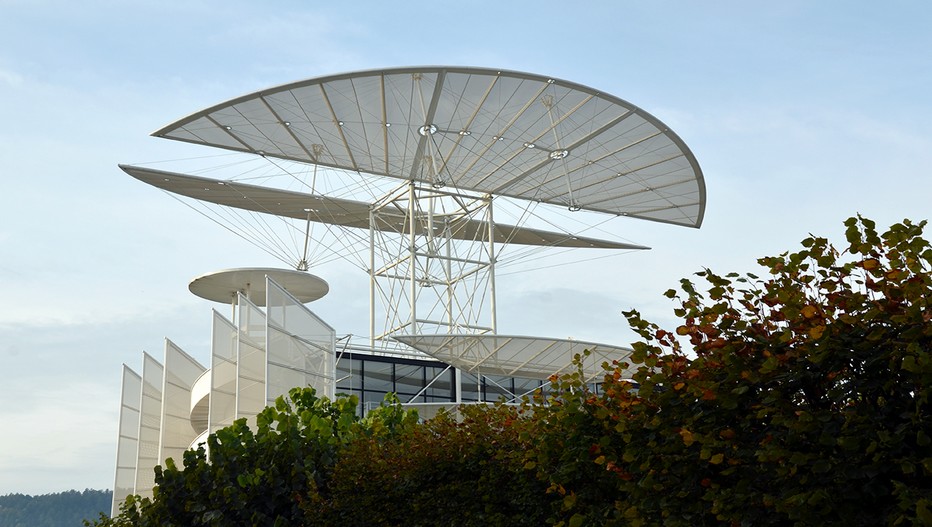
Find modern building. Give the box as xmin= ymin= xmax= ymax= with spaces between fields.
xmin=112 ymin=273 xmax=633 ymax=516
xmin=111 ymin=66 xmax=705 ymax=516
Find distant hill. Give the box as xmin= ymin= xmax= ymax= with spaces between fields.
xmin=0 ymin=489 xmax=111 ymax=527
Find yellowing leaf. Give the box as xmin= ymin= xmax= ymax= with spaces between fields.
xmin=563 ymin=492 xmax=577 ymax=510
xmin=801 ymin=305 xmax=817 ymax=318
xmin=710 ymin=453 xmax=724 ymax=465
xmin=679 ymin=429 xmax=695 ymax=446
xmin=809 ymin=325 xmax=825 ymax=339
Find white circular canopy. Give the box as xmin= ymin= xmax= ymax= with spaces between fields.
xmin=152 ymin=66 xmax=706 ymax=227
xmin=188 ymin=268 xmax=329 ymax=305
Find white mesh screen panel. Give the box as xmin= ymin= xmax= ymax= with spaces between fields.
xmin=236 ymin=295 xmax=267 ymax=428
xmin=134 ymin=353 xmax=163 ymax=499
xmin=159 ymin=340 xmax=206 ymax=467
xmin=112 ymin=365 xmax=141 ymax=517
xmin=266 ymin=277 xmax=335 ymax=402
xmin=209 ymin=310 xmax=237 ymax=433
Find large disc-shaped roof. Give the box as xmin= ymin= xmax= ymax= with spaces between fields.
xmin=154 ymin=66 xmax=705 ymax=227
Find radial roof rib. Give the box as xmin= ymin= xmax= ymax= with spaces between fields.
xmin=392 ymin=334 xmax=638 ymax=382
xmin=152 ymin=66 xmax=705 ymax=228
xmin=120 ymin=165 xmax=649 ymax=250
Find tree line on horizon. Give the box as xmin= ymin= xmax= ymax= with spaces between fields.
xmin=0 ymin=489 xmax=111 ymax=527
xmin=92 ymin=217 xmax=930 ymax=526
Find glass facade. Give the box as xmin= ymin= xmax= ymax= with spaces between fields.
xmin=336 ymin=352 xmax=550 ymax=413
xmin=336 ymin=353 xmax=453 ymax=411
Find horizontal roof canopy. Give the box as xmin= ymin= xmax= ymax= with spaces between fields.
xmin=152 ymin=66 xmax=705 ymax=227
xmin=121 ymin=165 xmax=649 ymax=250
xmin=188 ymin=267 xmax=329 ymax=305
xmin=392 ymin=333 xmax=638 ymax=381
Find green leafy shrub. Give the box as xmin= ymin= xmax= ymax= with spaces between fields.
xmin=97 ymin=388 xmax=416 ymax=526
xmin=323 ymin=403 xmax=549 ymax=526
xmin=526 ymin=217 xmax=931 ymax=526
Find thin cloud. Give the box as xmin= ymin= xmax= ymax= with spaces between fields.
xmin=0 ymin=67 xmax=23 ymax=87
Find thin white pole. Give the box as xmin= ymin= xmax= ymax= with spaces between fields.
xmin=369 ymin=208 xmax=376 ymax=347
xmin=487 ymin=196 xmax=498 ymax=334
xmin=408 ymin=182 xmax=417 ymax=334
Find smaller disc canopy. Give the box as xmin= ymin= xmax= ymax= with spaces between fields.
xmin=189 ymin=267 xmax=329 ymax=305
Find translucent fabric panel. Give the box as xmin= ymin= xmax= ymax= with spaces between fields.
xmin=135 ymin=353 xmax=163 ymax=500
xmin=267 ymin=325 xmax=335 ymax=400
xmin=266 ymin=330 xmax=309 ymax=402
xmin=266 ymin=278 xmax=335 ymax=402
xmin=112 ymin=365 xmax=141 ymax=517
xmin=209 ymin=310 xmax=237 ymax=434
xmin=159 ymin=340 xmax=206 ymax=467
xmin=236 ymin=295 xmax=266 ymax=427
xmin=393 ymin=334 xmax=636 ymax=381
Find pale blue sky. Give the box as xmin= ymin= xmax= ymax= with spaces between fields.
xmin=1 ymin=1 xmax=931 ymax=494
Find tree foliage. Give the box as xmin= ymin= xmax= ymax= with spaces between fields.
xmin=323 ymin=403 xmax=549 ymax=526
xmin=0 ymin=489 xmax=111 ymax=527
xmin=525 ymin=216 xmax=932 ymax=526
xmin=100 ymin=387 xmax=417 ymax=526
xmin=98 ymin=217 xmax=931 ymax=526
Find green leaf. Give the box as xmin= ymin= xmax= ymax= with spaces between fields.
xmin=918 ymin=431 xmax=931 ymax=447
xmin=563 ymin=493 xmax=577 ymax=510
xmin=568 ymin=513 xmax=586 ymax=527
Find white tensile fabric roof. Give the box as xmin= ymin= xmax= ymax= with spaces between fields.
xmin=392 ymin=333 xmax=638 ymax=382
xmin=151 ymin=66 xmax=705 ymax=227
xmin=121 ymin=164 xmax=650 ymax=250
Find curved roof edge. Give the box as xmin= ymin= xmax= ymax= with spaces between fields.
xmin=150 ymin=66 xmax=706 ymax=228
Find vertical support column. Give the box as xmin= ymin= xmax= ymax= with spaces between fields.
xmin=446 ymin=223 xmax=453 ymax=331
xmin=369 ymin=207 xmax=376 ymax=348
xmin=368 ymin=182 xmax=495 ymax=341
xmin=487 ymin=195 xmax=498 ymax=334
xmin=408 ymin=181 xmax=418 ymax=334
